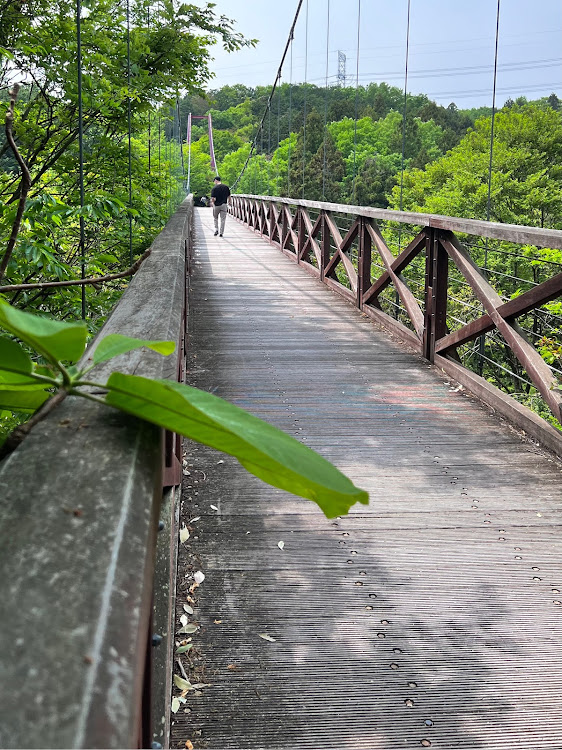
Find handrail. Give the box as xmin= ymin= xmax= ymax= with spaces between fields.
xmin=0 ymin=196 xmax=193 ymax=748
xmin=231 ymin=194 xmax=562 ymax=457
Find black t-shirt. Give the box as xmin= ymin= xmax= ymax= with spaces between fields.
xmin=211 ymin=183 xmax=231 ymax=206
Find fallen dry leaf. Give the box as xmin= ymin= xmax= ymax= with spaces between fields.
xmin=180 ymin=526 xmax=190 ymax=544
xmin=185 ymin=741 xmax=194 ymax=749
xmin=277 ymin=541 xmax=285 ymax=550
xmin=227 ymin=664 xmax=238 ymax=670
xmin=171 ymin=697 xmax=180 ymax=714
xmin=213 ymin=619 xmax=222 ymax=624
xmin=173 ymin=674 xmax=193 ymax=691
xmin=258 ymin=633 xmax=276 ymax=643
xmin=194 ymin=571 xmax=205 ymax=584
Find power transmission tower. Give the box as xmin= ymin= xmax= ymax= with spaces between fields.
xmin=337 ymin=50 xmax=346 ymax=87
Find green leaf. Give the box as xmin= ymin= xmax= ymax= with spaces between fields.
xmin=175 ymin=644 xmax=193 ymax=654
xmin=0 ymin=389 xmax=50 ymax=413
xmin=105 ymin=374 xmax=369 ymax=517
xmin=0 ymin=337 xmax=34 ymax=385
xmin=0 ymin=301 xmax=87 ymax=364
xmin=92 ymin=334 xmax=176 ymax=366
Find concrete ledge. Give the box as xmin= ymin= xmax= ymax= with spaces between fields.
xmin=0 ymin=196 xmax=192 ymax=749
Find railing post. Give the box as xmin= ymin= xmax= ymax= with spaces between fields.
xmin=321 ymin=210 xmax=330 ymax=281
xmin=423 ymin=227 xmax=449 ymax=362
xmin=357 ymin=217 xmax=371 ymax=309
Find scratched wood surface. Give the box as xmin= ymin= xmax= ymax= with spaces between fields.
xmin=171 ymin=208 xmax=562 ymax=750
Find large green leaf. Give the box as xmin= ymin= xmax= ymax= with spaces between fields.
xmin=0 ymin=300 xmax=87 ymax=364
xmin=92 ymin=334 xmax=176 ymax=366
xmin=0 ymin=337 xmax=37 ymax=386
xmin=105 ymin=373 xmax=369 ymax=517
xmin=0 ymin=388 xmax=50 ymax=413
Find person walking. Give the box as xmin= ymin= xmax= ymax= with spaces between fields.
xmin=210 ymin=176 xmax=231 ymax=237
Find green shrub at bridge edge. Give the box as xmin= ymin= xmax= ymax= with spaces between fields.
xmin=0 ymin=300 xmax=368 ymax=518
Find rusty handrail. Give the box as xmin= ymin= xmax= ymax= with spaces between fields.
xmin=231 ymin=194 xmax=562 ymax=456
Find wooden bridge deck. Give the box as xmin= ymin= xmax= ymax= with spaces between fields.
xmin=171 ymin=208 xmax=562 ymax=750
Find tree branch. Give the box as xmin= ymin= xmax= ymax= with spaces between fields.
xmin=0 ymin=246 xmax=152 ymax=292
xmin=0 ymin=84 xmax=31 ymax=284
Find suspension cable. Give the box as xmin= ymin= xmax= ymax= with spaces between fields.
xmin=126 ymin=0 xmax=133 ymax=264
xmin=486 ymin=0 xmax=501 ymax=226
xmin=76 ymin=0 xmax=86 ymax=319
xmin=322 ymin=0 xmax=331 ymax=200
xmin=398 ymin=0 xmax=411 ymax=213
xmin=287 ymin=35 xmax=293 ymax=195
xmin=301 ymin=0 xmax=309 ymax=198
xmin=479 ymin=0 xmax=501 ymax=374
xmin=147 ymin=2 xmax=151 ymax=175
xmin=276 ymin=84 xmax=281 ymax=194
xmin=232 ymin=0 xmax=305 ymax=191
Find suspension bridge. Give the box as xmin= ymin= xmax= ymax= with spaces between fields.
xmin=0 ymin=0 xmax=562 ymax=749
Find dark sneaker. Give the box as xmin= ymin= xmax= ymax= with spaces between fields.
xmin=214 ymin=230 xmax=218 ymax=236
xmin=220 ymin=233 xmax=223 ymax=237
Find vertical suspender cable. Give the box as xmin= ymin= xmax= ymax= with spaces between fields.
xmin=186 ymin=113 xmax=192 ymax=193
xmin=301 ymin=0 xmax=309 ymax=198
xmin=322 ymin=0 xmax=331 ymax=200
xmin=351 ymin=0 xmax=361 ymax=204
xmin=479 ymin=0 xmax=501 ymax=374
xmin=76 ymin=0 xmax=86 ymax=319
xmin=276 ymin=84 xmax=281 ymax=195
xmin=267 ymin=102 xmax=272 ymax=194
xmin=126 ymin=0 xmax=133 ymax=264
xmin=398 ymin=0 xmax=411 ymax=214
xmin=486 ymin=0 xmax=501 ymax=227
xmin=287 ymin=34 xmax=293 ymax=195
xmin=395 ymin=0 xmax=411 ymax=318
xmin=147 ymin=2 xmax=151 ymax=174
xmin=177 ymin=98 xmax=185 ymax=191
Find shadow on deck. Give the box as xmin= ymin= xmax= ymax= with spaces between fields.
xmin=171 ymin=209 xmax=562 ymax=750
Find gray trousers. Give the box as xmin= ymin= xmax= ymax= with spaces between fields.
xmin=213 ymin=203 xmax=228 ymax=233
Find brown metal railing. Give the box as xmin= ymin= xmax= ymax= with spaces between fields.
xmin=231 ymin=194 xmax=562 ymax=454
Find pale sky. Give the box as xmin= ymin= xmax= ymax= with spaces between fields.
xmin=201 ymin=0 xmax=562 ymax=109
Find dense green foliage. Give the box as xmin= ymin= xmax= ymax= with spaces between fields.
xmin=0 ymin=0 xmax=253 ymax=321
